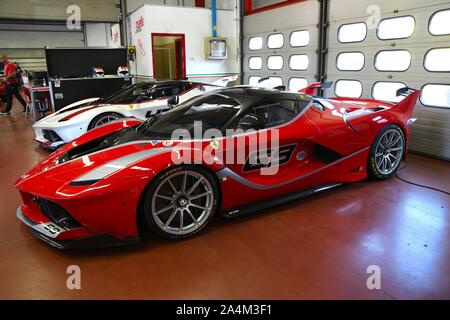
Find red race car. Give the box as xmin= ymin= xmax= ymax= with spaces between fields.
xmin=15 ymin=85 xmax=419 ymax=249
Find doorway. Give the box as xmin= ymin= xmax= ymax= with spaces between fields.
xmin=151 ymin=33 xmax=186 ymax=80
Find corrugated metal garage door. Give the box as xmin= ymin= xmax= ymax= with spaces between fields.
xmin=325 ymin=0 xmax=450 ymax=160
xmin=242 ymin=1 xmax=319 ymax=91
xmin=0 ymin=0 xmax=118 ymax=22
xmin=0 ymin=22 xmax=85 ymax=71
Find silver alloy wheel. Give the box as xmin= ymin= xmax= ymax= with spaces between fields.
xmin=375 ymin=128 xmax=404 ymax=175
xmin=94 ymin=114 xmax=121 ymax=127
xmin=151 ymin=170 xmax=214 ymax=235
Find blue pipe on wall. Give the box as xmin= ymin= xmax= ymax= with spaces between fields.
xmin=211 ymin=0 xmax=217 ymax=37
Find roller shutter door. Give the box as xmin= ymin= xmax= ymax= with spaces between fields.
xmin=0 ymin=22 xmax=85 ymax=71
xmin=242 ymin=1 xmax=319 ymax=92
xmin=326 ymin=0 xmax=450 ymax=160
xmin=0 ymin=0 xmax=118 ymax=22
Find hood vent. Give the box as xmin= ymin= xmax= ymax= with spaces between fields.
xmin=59 ymin=131 xmax=120 ymax=163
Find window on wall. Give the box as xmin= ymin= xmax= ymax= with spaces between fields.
xmin=249 ymin=56 xmax=263 ymax=70
xmin=267 ymin=33 xmax=284 ymax=49
xmin=421 ymin=84 xmax=450 ymax=108
xmin=288 ymin=78 xmax=308 ymax=92
xmin=372 ymin=82 xmax=407 ymax=103
xmin=290 ymin=30 xmax=310 ymax=47
xmin=338 ymin=22 xmax=367 ymax=43
xmin=289 ymin=54 xmax=309 ymax=70
xmin=248 ymin=76 xmax=262 ymax=86
xmin=335 ymin=80 xmax=362 ymax=98
xmin=375 ymin=50 xmax=411 ymax=71
xmin=249 ymin=36 xmax=263 ymax=50
xmin=424 ymin=48 xmax=450 ymax=72
xmin=267 ymin=55 xmax=283 ymax=70
xmin=336 ymin=52 xmax=364 ymax=71
xmin=429 ymin=9 xmax=450 ymax=35
xmin=268 ymin=77 xmax=283 ymax=87
xmin=377 ymin=16 xmax=415 ymax=40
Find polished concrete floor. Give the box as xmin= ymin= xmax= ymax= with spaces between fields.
xmin=0 ymin=106 xmax=449 ymax=299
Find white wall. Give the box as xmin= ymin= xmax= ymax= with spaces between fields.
xmin=85 ymin=23 xmax=108 ymax=46
xmin=85 ymin=23 xmax=122 ymax=47
xmin=128 ymin=5 xmax=239 ymax=83
xmin=126 ymin=0 xmax=235 ymax=13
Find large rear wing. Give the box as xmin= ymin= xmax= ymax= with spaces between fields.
xmin=211 ymin=75 xmax=238 ymax=87
xmin=396 ymin=87 xmax=416 ymax=97
xmin=298 ymin=81 xmax=333 ymax=96
xmin=393 ymin=87 xmax=420 ymax=118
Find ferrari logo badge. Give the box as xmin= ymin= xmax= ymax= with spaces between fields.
xmin=210 ymin=140 xmax=219 ymax=150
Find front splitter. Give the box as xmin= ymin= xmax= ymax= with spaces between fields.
xmin=16 ymin=207 xmax=141 ymax=250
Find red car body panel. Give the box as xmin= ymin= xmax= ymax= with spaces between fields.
xmin=15 ymin=88 xmax=419 ymax=248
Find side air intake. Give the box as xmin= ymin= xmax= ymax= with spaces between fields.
xmin=315 ymin=144 xmax=343 ymax=163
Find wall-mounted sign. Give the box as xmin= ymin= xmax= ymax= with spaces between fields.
xmin=110 ymin=23 xmax=121 ymax=47
xmin=138 ymin=38 xmax=146 ymax=56
xmin=135 ymin=16 xmax=144 ymax=33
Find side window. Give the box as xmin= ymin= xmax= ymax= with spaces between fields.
xmin=171 ymin=84 xmax=184 ymax=96
xmin=131 ymin=87 xmax=146 ymax=97
xmin=252 ymin=99 xmax=299 ymax=128
xmin=154 ymin=85 xmax=183 ymax=98
xmin=183 ymin=82 xmax=195 ymax=91
xmin=154 ymin=86 xmax=170 ymax=98
xmin=129 ymin=87 xmax=150 ymax=103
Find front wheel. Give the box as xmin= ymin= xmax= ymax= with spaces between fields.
xmin=367 ymin=124 xmax=405 ymax=180
xmin=143 ymin=166 xmax=218 ymax=240
xmin=88 ymin=112 xmax=123 ymax=130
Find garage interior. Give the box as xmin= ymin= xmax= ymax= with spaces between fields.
xmin=0 ymin=0 xmax=449 ymax=300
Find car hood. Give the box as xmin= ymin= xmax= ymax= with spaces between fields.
xmin=33 ymin=101 xmax=130 ymax=127
xmin=15 ymin=127 xmax=178 ymax=198
xmin=33 ymin=104 xmax=102 ymax=127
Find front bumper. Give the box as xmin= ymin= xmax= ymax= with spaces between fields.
xmin=16 ymin=207 xmax=140 ymax=250
xmin=33 ymin=121 xmax=84 ymax=149
xmin=34 ymin=128 xmax=66 ymax=149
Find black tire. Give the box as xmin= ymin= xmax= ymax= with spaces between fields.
xmin=142 ymin=165 xmax=219 ymax=240
xmin=367 ymin=124 xmax=405 ymax=180
xmin=88 ymin=112 xmax=123 ymax=130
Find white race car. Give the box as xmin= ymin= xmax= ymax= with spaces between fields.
xmin=33 ymin=77 xmax=236 ymax=149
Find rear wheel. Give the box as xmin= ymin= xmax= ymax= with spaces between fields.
xmin=88 ymin=112 xmax=123 ymax=130
xmin=143 ymin=166 xmax=218 ymax=240
xmin=367 ymin=124 xmax=405 ymax=180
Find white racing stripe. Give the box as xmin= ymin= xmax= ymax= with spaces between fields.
xmin=72 ymin=147 xmax=172 ymax=183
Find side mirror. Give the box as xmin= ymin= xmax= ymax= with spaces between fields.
xmin=167 ymin=95 xmax=179 ymax=107
xmin=237 ymin=114 xmax=265 ymax=131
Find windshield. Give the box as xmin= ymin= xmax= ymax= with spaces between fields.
xmin=101 ymin=82 xmax=155 ymax=104
xmin=137 ymin=93 xmax=242 ymax=138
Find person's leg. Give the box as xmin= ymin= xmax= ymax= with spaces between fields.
xmin=12 ymin=84 xmax=27 ymax=111
xmin=1 ymin=85 xmax=14 ymax=114
xmin=0 ymin=94 xmax=5 ymax=113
